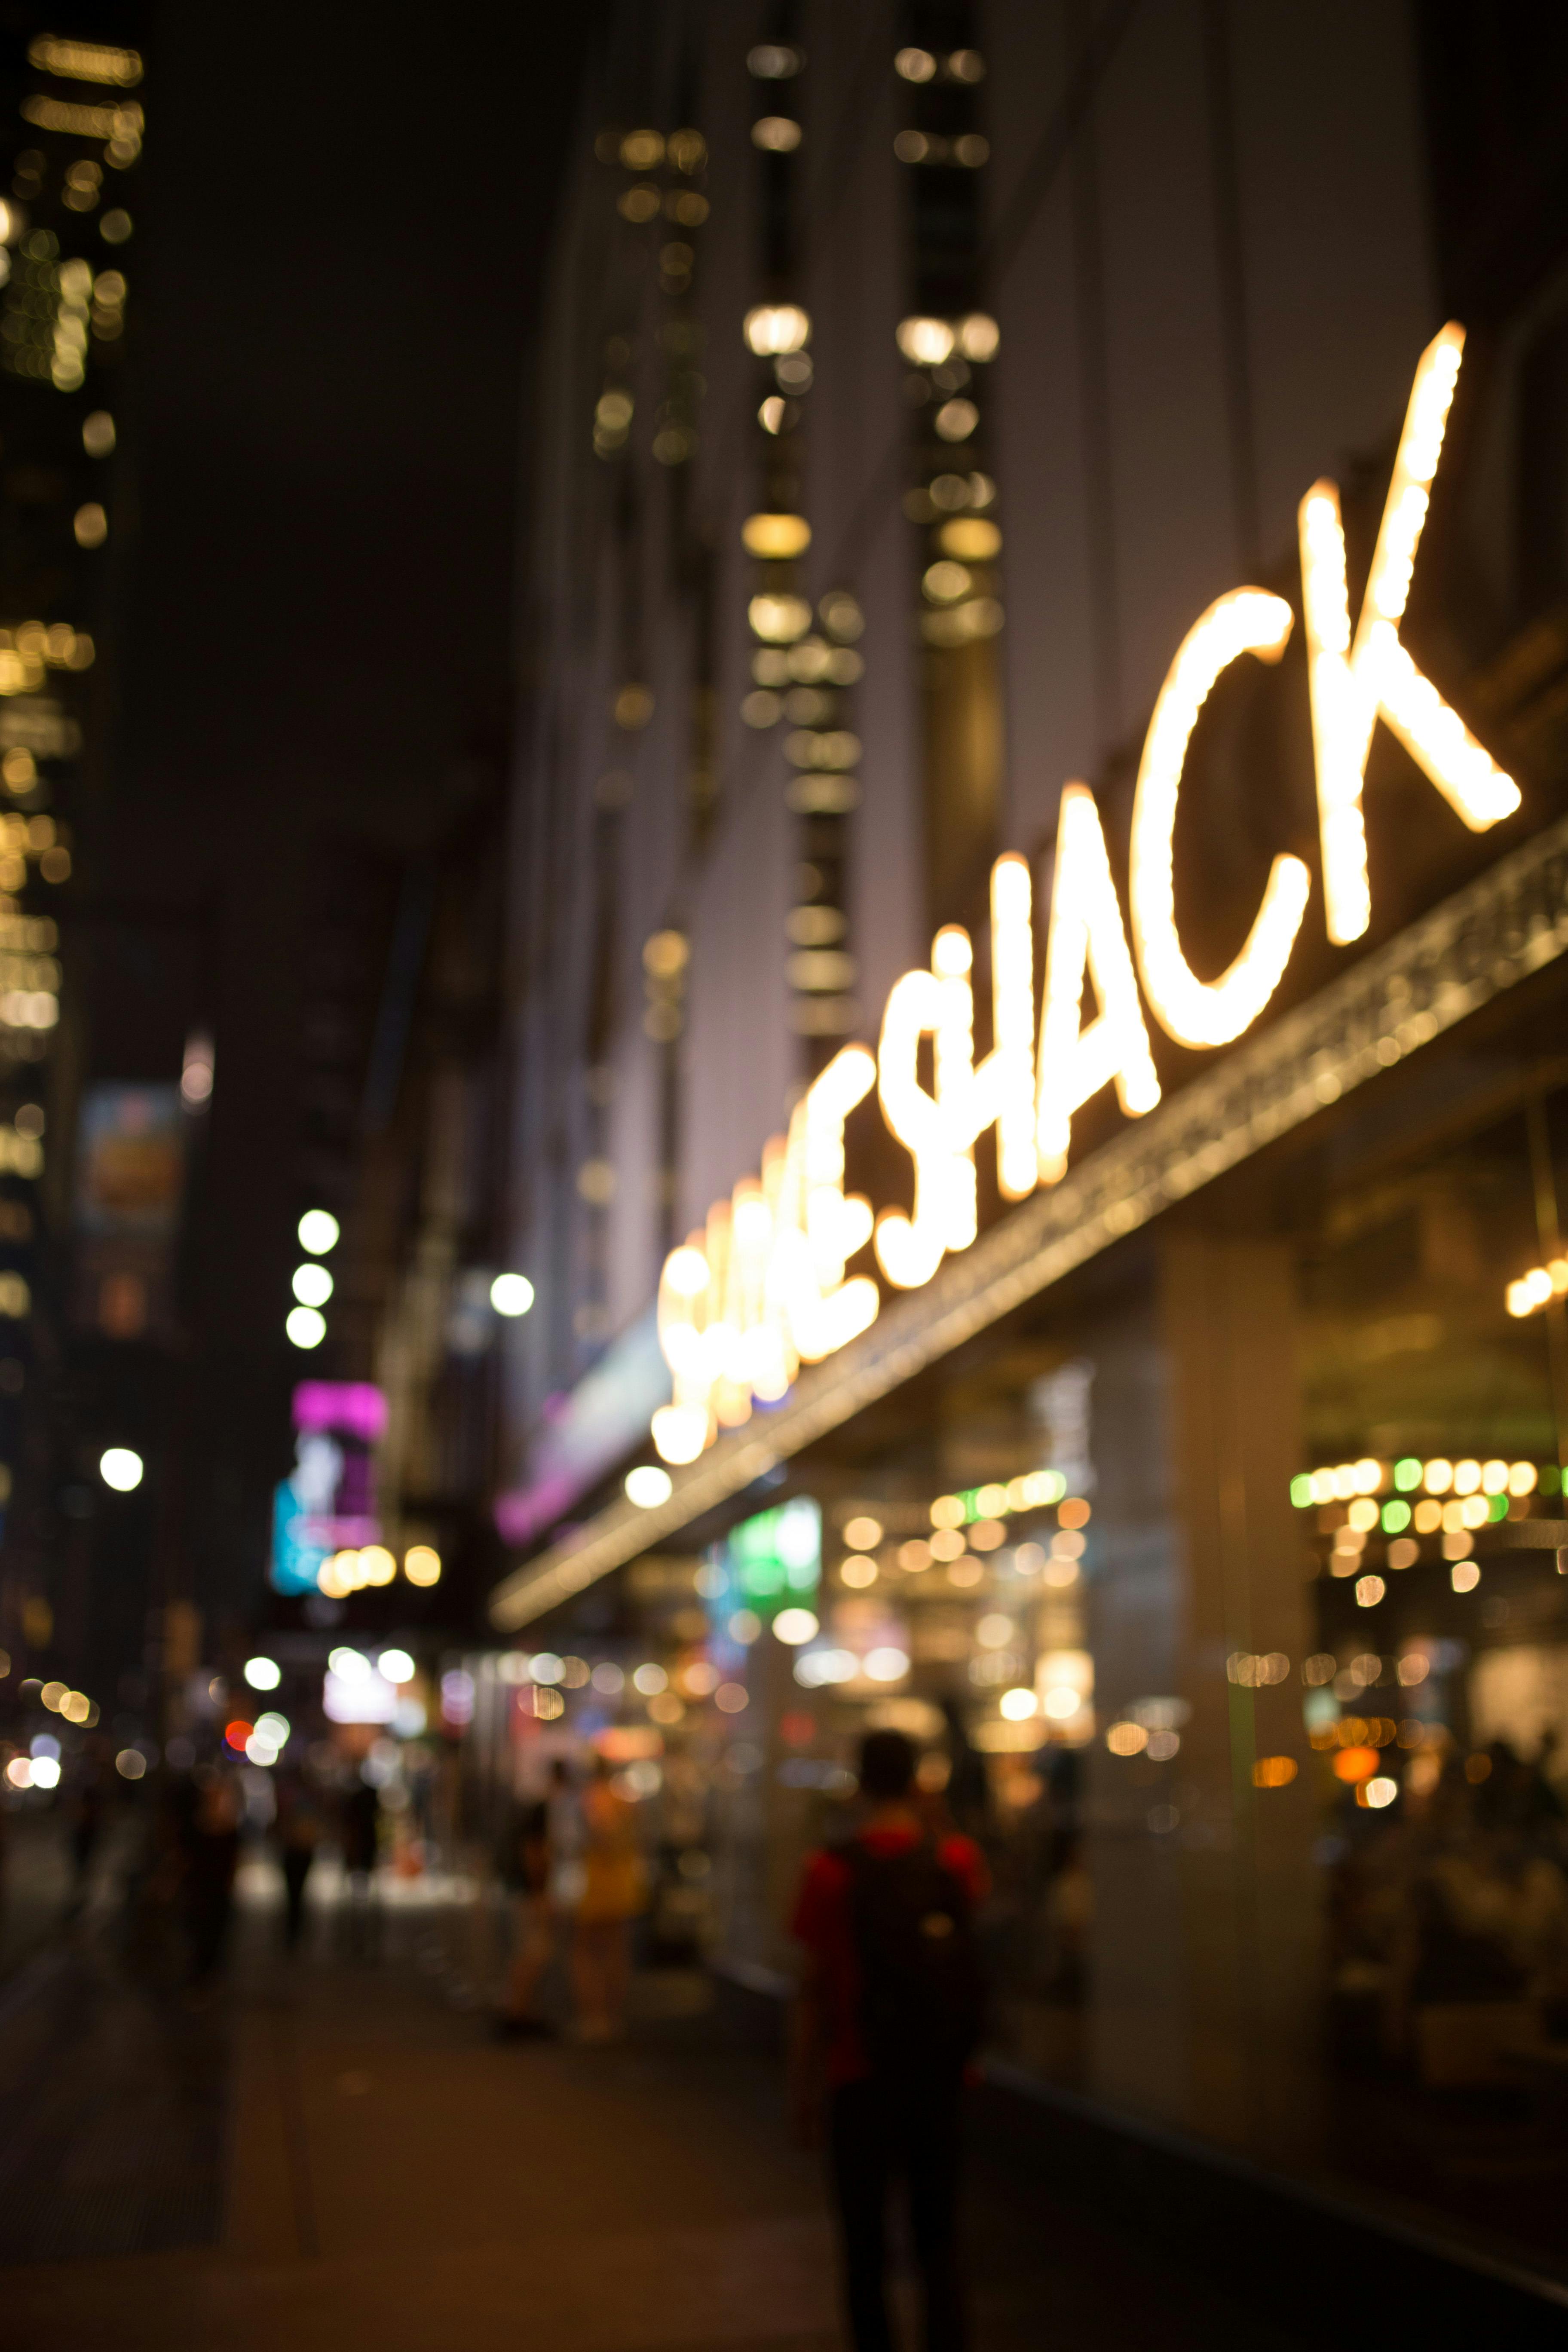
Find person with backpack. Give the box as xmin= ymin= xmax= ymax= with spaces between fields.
xmin=790 ymin=1727 xmax=989 ymax=2352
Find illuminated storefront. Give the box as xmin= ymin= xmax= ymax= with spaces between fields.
xmin=495 ymin=327 xmax=1568 ymax=2282
xmin=497 ymin=0 xmax=1568 ymax=2295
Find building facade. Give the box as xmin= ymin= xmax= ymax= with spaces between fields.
xmin=490 ymin=0 xmax=1568 ymax=2287
xmin=0 ymin=20 xmax=154 ymax=1724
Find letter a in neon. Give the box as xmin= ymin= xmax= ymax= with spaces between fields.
xmin=1036 ymin=784 xmax=1161 ymax=1184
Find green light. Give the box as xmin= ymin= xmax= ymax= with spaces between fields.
xmin=1381 ymin=1499 xmax=1411 ymax=1533
xmin=1393 ymin=1457 xmax=1421 ymax=1492
xmin=1289 ymin=1473 xmax=1313 ymax=1509
xmin=1541 ymin=1464 xmax=1562 ymax=1496
xmin=726 ymin=1496 xmax=821 ymax=1607
xmin=1488 ymin=1492 xmax=1508 ymax=1522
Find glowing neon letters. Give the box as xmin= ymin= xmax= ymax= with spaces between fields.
xmin=1129 ymin=590 xmax=1311 ymax=1048
xmin=1298 ymin=322 xmax=1520 ymax=945
xmin=1036 ymin=785 xmax=1160 ymax=1182
xmin=652 ymin=1045 xmax=879 ymax=1460
xmin=650 ymin=322 xmax=1520 ymax=1458
xmin=875 ymin=857 xmax=1036 ymax=1289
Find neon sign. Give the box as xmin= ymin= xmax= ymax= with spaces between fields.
xmin=651 ymin=323 xmax=1519 ymax=1462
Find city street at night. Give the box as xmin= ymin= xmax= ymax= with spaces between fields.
xmin=7 ymin=1 xmax=1568 ymax=2341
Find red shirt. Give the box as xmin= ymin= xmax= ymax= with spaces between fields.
xmin=791 ymin=1826 xmax=988 ymax=2085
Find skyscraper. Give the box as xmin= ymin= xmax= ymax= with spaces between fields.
xmin=0 ymin=20 xmax=145 ymax=1706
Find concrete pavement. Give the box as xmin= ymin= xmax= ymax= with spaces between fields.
xmin=0 ymin=1851 xmax=1319 ymax=2352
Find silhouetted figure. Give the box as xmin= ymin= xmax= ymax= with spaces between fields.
xmin=939 ymin=1697 xmax=990 ymax=1841
xmin=792 ymin=1728 xmax=988 ymax=2352
xmin=340 ymin=1774 xmax=381 ymax=1958
xmin=65 ymin=1755 xmax=109 ymax=1911
xmin=274 ymin=1770 xmax=324 ymax=1951
xmin=184 ymin=1765 xmax=242 ymax=1981
xmin=496 ymin=1758 xmax=570 ymax=2038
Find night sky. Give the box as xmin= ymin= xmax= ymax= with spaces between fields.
xmin=98 ymin=3 xmax=601 ymax=1614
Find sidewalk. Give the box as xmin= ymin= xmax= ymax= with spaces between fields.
xmin=0 ymin=1866 xmax=1317 ymax=2352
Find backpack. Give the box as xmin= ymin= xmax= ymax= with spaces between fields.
xmin=844 ymin=1836 xmax=986 ymax=2079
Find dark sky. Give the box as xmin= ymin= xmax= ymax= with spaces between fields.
xmin=91 ymin=2 xmax=600 ymax=1606
xmin=129 ymin=2 xmax=602 ymax=847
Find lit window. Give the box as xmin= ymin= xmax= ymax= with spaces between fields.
xmin=749 ymin=593 xmax=813 ymax=643
xmin=752 ymin=117 xmax=802 ymax=153
xmin=897 ymin=315 xmax=954 ymax=366
xmin=933 ymin=398 xmax=978 ymax=442
xmin=742 ymin=512 xmax=812 ymax=560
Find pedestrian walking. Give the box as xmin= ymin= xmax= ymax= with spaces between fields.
xmin=494 ymin=1758 xmax=569 ymax=2037
xmin=790 ymin=1728 xmax=988 ymax=2352
xmin=340 ymin=1770 xmax=381 ymax=1959
xmin=65 ymin=1745 xmax=110 ymax=1913
xmin=572 ymin=1753 xmax=644 ymax=2042
xmin=183 ymin=1762 xmax=243 ymax=1982
xmin=274 ymin=1769 xmax=324 ymax=1952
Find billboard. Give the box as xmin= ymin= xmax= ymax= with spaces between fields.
xmin=268 ymin=1383 xmax=387 ymax=1595
xmin=73 ymin=1082 xmax=186 ymax=1339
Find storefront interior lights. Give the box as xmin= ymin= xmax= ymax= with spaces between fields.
xmin=1299 ymin=324 xmax=1519 ymax=946
xmin=1292 ymin=1456 xmax=1542 ymax=1508
xmin=1506 ymin=1258 xmax=1568 ymax=1317
xmin=1130 ymin=589 xmax=1310 ymax=1048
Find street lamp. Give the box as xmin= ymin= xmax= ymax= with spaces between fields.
xmin=99 ymin=1447 xmax=143 ymax=1491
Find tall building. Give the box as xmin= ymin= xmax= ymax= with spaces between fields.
xmin=488 ymin=0 xmax=1568 ymax=2295
xmin=0 ymin=21 xmax=156 ymax=1724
